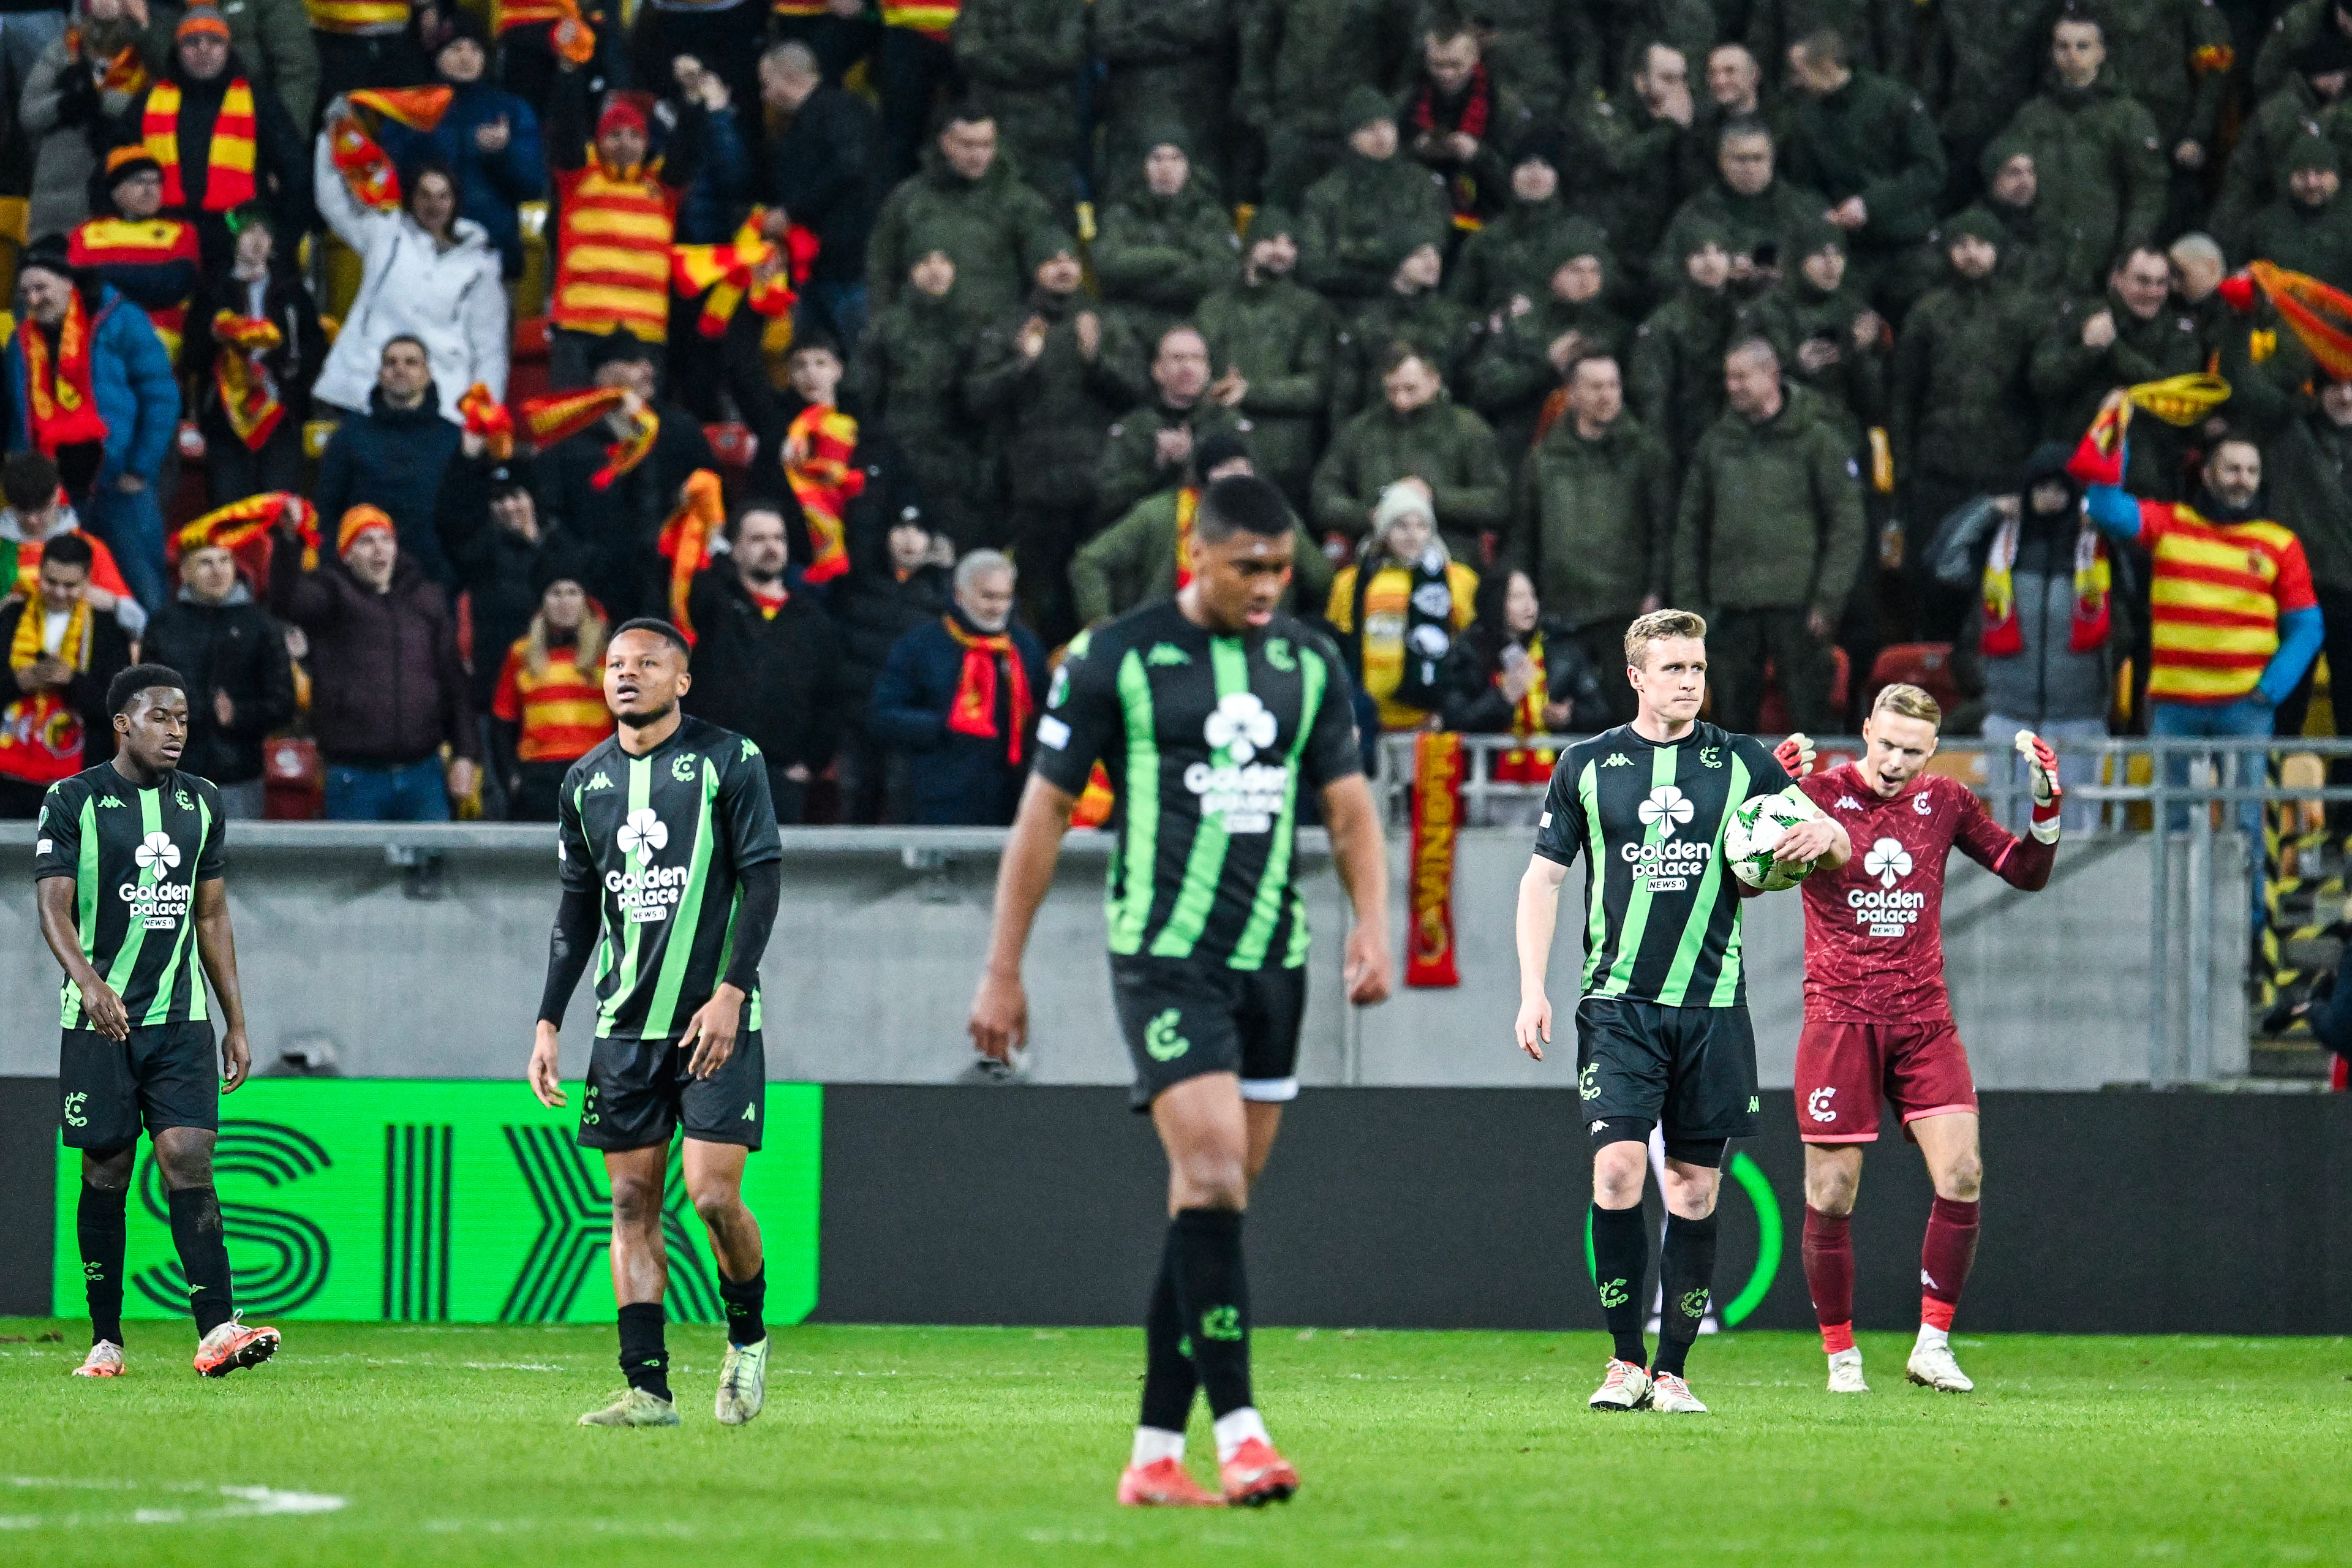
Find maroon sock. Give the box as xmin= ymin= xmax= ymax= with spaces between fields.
xmin=1802 ymin=1206 xmax=1855 ymax=1354
xmin=1919 ymin=1196 xmax=1980 ymax=1330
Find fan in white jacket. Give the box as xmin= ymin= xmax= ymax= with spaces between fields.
xmin=311 ymin=126 xmax=508 ymax=426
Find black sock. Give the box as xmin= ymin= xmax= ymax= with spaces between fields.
xmin=1139 ymin=1228 xmax=1200 ymax=1433
xmin=78 ymin=1180 xmax=128 ymax=1347
xmin=718 ymin=1267 xmax=766 ymax=1348
xmin=617 ymin=1302 xmax=671 ymax=1400
xmin=1169 ymin=1208 xmax=1251 ymax=1419
xmin=1590 ymin=1203 xmax=1649 ymax=1366
xmin=1652 ymin=1210 xmax=1721 ymax=1379
xmin=165 ymin=1186 xmax=234 ymax=1337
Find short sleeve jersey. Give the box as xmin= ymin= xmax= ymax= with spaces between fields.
xmin=1034 ymin=600 xmax=1362 ymax=970
xmin=1796 ymin=764 xmax=2028 ymax=1023
xmin=557 ymin=717 xmax=784 ymax=1041
xmin=34 ymin=765 xmax=226 ymax=1030
xmin=1532 ymin=722 xmax=1790 ymax=1008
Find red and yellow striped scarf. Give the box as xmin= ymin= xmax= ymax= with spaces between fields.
xmin=0 ymin=597 xmax=93 ymax=785
xmin=655 ymin=470 xmax=726 ymax=640
xmin=521 ymin=388 xmax=659 ymax=490
xmin=67 ymin=28 xmax=149 ymax=96
xmin=1978 ymin=515 xmax=2110 ymax=658
xmin=1173 ymin=486 xmax=1199 ymax=589
xmin=211 ymin=311 xmax=286 ymax=451
xmin=145 ymin=78 xmax=257 ymax=211
xmin=783 ymin=403 xmax=864 ymax=584
xmin=20 ymin=294 xmax=110 ymax=456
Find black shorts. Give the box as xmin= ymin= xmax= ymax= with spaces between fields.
xmin=578 ymin=1027 xmax=766 ymax=1152
xmin=59 ymin=1022 xmax=219 ymax=1150
xmin=1110 ymin=954 xmax=1306 ymax=1112
xmin=1575 ymin=996 xmax=1758 ymax=1144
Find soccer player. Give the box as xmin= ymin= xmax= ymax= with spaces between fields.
xmin=967 ymin=474 xmax=1393 ymax=1507
xmin=1513 ymin=609 xmax=1847 ymax=1414
xmin=37 ymin=665 xmax=279 ymax=1379
xmin=1792 ymin=683 xmax=2059 ymax=1395
xmin=528 ymin=619 xmax=785 ymax=1429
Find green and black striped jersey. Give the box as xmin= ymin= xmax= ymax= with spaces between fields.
xmin=557 ymin=717 xmax=783 ymax=1041
xmin=34 ymin=765 xmax=226 ymax=1030
xmin=1036 ymin=600 xmax=1362 ymax=970
xmin=1532 ymin=722 xmax=1790 ymax=1008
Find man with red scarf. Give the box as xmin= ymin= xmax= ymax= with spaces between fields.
xmin=870 ymin=548 xmax=1046 ymax=826
xmin=1404 ymin=15 xmax=1533 ymax=239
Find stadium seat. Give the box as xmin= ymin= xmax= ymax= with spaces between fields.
xmin=264 ymin=736 xmax=325 ymax=821
xmin=1757 ymin=645 xmax=1850 ymax=734
xmin=1866 ymin=643 xmax=1962 ymax=717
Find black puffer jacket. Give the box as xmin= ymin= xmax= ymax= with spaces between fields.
xmin=268 ymin=549 xmax=480 ymax=767
xmin=837 ymin=562 xmax=953 ymax=710
xmin=680 ymin=568 xmax=849 ymax=774
xmin=141 ymin=584 xmax=298 ymax=787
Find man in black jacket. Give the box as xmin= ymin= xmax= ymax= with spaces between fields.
xmin=868 ymin=548 xmax=1044 ymax=826
xmin=760 ymin=39 xmax=880 ymax=355
xmin=314 ymin=337 xmax=462 ymax=586
xmin=541 ymin=338 xmax=717 ymax=623
xmin=835 ymin=507 xmax=952 ymax=821
xmin=682 ymin=502 xmax=848 ymax=823
xmin=143 ymin=523 xmax=297 ymax=818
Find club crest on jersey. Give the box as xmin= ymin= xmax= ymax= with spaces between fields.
xmin=1264 ymin=638 xmax=1296 ymax=673
xmin=671 ymin=754 xmax=698 ymax=782
xmin=1700 ymin=746 xmax=1722 ymax=769
xmin=1915 ymin=792 xmax=1934 ymax=815
xmin=1850 ymin=835 xmax=1925 ymax=937
xmin=175 ymin=788 xmax=192 ymax=809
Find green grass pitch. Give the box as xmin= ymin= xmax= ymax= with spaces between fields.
xmin=1 ymin=1319 xmax=2348 ymax=1565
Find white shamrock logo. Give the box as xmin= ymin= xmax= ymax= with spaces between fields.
xmin=1864 ymin=836 xmax=1913 ymax=889
xmin=617 ymin=807 xmax=668 ymax=862
xmin=1637 ymin=785 xmax=1694 ymax=836
xmin=1204 ymin=692 xmax=1278 ymax=763
xmin=134 ymin=831 xmax=179 ymax=878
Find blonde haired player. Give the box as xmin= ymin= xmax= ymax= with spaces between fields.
xmin=1790 ymin=684 xmax=2060 ymax=1394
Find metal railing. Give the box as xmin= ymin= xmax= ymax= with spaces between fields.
xmin=1379 ymin=731 xmax=2352 ymax=1087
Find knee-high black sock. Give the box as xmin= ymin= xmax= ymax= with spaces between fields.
xmin=78 ymin=1180 xmax=128 ymax=1347
xmin=718 ymin=1267 xmax=766 ymax=1348
xmin=617 ymin=1302 xmax=671 ymax=1399
xmin=1169 ymin=1208 xmax=1252 ymax=1419
xmin=1590 ymin=1204 xmax=1649 ymax=1365
xmin=1139 ymin=1227 xmax=1200 ymax=1433
xmin=165 ymin=1186 xmax=233 ymax=1337
xmin=1652 ymin=1210 xmax=1721 ymax=1379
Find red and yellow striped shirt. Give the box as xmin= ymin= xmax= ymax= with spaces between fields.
xmin=2136 ymin=499 xmax=2318 ymax=704
xmin=550 ymin=162 xmax=679 ymax=343
xmin=491 ymin=644 xmax=614 ymax=763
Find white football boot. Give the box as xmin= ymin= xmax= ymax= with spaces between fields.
xmin=715 ymin=1338 xmax=769 ymax=1426
xmin=1826 ymin=1347 xmax=1869 ymax=1393
xmin=1588 ymin=1358 xmax=1653 ymax=1411
xmin=1905 ymin=1338 xmax=1974 ymax=1393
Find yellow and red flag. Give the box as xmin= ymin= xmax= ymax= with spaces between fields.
xmin=655 ymin=469 xmax=726 ymax=639
xmin=521 ymin=388 xmax=658 ymax=490
xmin=458 ymin=383 xmax=514 ymax=461
xmin=783 ymin=404 xmax=863 ymax=584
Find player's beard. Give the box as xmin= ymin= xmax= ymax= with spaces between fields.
xmin=614 ymin=696 xmax=678 ymax=727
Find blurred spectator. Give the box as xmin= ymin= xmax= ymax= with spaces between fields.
xmin=1091 ymin=0 xmax=1237 ymax=197
xmin=635 ymin=0 xmax=765 ymax=127
xmin=182 ymin=204 xmax=324 ymax=505
xmin=2031 ymin=244 xmax=2204 ymax=502
xmin=963 ymin=239 xmax=1125 ymax=620
xmin=118 ymin=7 xmax=310 ymax=274
xmin=1651 ymin=118 xmax=1823 ymax=298
xmin=1327 ymin=480 xmax=1480 ymax=732
xmin=1691 ymin=45 xmax=1772 ymax=189
xmin=1575 ymin=42 xmax=1694 ymax=267
xmin=0 ymin=533 xmax=134 ymax=815
xmin=770 ymin=0 xmax=875 ymax=86
xmin=304 ymin=0 xmax=428 ymax=107
xmin=496 ymin=0 xmax=625 ymax=108
xmin=1071 ymin=434 xmax=1332 ymax=627
xmin=1504 ymin=353 xmax=1671 ymax=726
xmin=1091 ymin=130 xmax=1240 ymax=347
xmin=1993 ymin=14 xmax=2166 ymax=296
xmin=1298 ymin=91 xmax=1455 ymax=318
xmin=374 ymin=13 xmax=546 ymax=281
xmin=2215 ymin=33 xmax=2352 ymax=255
xmin=1329 ymin=239 xmax=1468 ymax=424
xmin=1312 ymin=344 xmax=1507 ymax=561
xmin=434 ymin=443 xmax=581 ymax=729
xmin=1241 ymin=0 xmax=1411 ymax=207
xmin=71 ymin=146 xmax=200 ymax=365
xmin=1971 ymin=136 xmax=2065 ymax=298
xmin=1439 ymin=568 xmax=1607 ymax=821
xmin=1630 ymin=222 xmax=1738 ymax=459
xmin=314 ymin=336 xmax=463 ymax=585
xmin=1778 ymin=28 xmax=1945 ymax=302
xmin=2262 ymin=379 xmax=2352 ymax=740
xmin=1454 ymin=0 xmax=1571 ymax=114
xmin=835 ymin=510 xmax=953 ymax=821
xmin=1194 ymin=208 xmax=1334 ymax=508
xmin=545 ymin=67 xmax=707 ymax=388
xmin=4 ymin=239 xmax=179 ymax=611
xmin=268 ymin=502 xmax=480 ymax=821
xmin=848 ymin=248 xmax=984 ymax=548
xmin=1671 ymin=338 xmax=1863 ymax=733
xmin=681 ymin=503 xmax=847 ymax=823
xmin=759 ymin=39 xmax=881 ymax=354
xmin=1461 ymin=237 xmax=1628 ymax=454
xmin=664 ymin=52 xmax=753 ymax=249
xmin=868 ymin=548 xmax=1044 ymax=826
xmin=143 ymin=517 xmax=298 ymax=816
xmin=1929 ymin=443 xmax=2116 ymax=829
xmin=489 ymin=570 xmax=612 ymax=820
xmin=1911 ymin=0 xmax=2041 ymax=190
xmin=867 ymin=105 xmax=1060 ymax=325
xmin=312 ymin=146 xmax=508 ymax=420
xmin=875 ymin=0 xmax=962 ymax=187
xmin=0 ymin=451 xmax=145 ymax=636
xmin=951 ymin=0 xmax=1085 ymax=208
xmin=1445 ymin=131 xmax=1594 ymax=313
xmin=1747 ymin=220 xmax=1887 ymax=450
xmin=539 ymin=339 xmax=715 ymax=620
xmin=143 ymin=0 xmax=318 ymax=130
xmin=1403 ymin=15 xmax=1534 ymax=235
xmin=2086 ymin=0 xmax=2232 ymax=225
xmin=19 ymin=0 xmax=159 ymax=240
xmin=2242 ymin=133 xmax=2352 ymax=288
xmin=1095 ymin=325 xmax=1249 ymax=530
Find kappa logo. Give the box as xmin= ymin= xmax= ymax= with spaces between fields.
xmin=617 ymin=808 xmax=668 ymax=862
xmin=1637 ymin=785 xmax=1695 ymax=836
xmin=1602 ymin=752 xmax=1634 ymax=767
xmin=1590 ymin=1119 xmax=1607 ymax=1134
xmin=671 ymin=753 xmax=699 ymax=782
xmin=134 ymin=831 xmax=181 ymax=879
xmin=741 ymin=1102 xmax=756 ymax=1121
xmin=1749 ymin=1096 xmax=1761 ymax=1113
xmin=741 ymin=738 xmax=761 ymax=761
xmin=1144 ymin=1009 xmax=1191 ymax=1061
xmin=97 ymin=795 xmax=126 ymax=809
xmin=586 ymin=771 xmax=614 ymax=792
xmin=1836 ymin=795 xmax=1863 ymax=811
xmin=1864 ymin=837 xmax=1913 ymax=889
xmin=1204 ymin=692 xmax=1278 ymax=763
xmin=1146 ymin=643 xmax=1191 ymax=667
xmin=1807 ymin=1086 xmax=1838 ymax=1122
xmin=62 ymin=1091 xmax=88 ymax=1128
xmin=1265 ymin=638 xmax=1297 ymax=673
xmin=1921 ymin=1268 xmax=1939 ymax=1290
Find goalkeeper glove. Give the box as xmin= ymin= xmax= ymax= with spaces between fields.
xmin=2016 ymin=731 xmax=2062 ymax=844
xmin=1773 ymin=732 xmax=1817 ymax=780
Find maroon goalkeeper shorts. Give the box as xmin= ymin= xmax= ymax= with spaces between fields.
xmin=1794 ymin=1017 xmax=1978 ymax=1144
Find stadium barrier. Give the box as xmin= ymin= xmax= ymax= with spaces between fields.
xmin=4 ymin=1080 xmax=2347 ymax=1334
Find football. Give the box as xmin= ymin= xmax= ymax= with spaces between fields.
xmin=1725 ymin=788 xmax=1824 ymax=891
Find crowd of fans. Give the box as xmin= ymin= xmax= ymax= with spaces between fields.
xmin=1 ymin=0 xmax=2348 ymax=826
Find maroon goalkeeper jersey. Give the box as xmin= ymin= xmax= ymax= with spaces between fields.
xmin=1795 ymin=764 xmax=2052 ymax=1023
